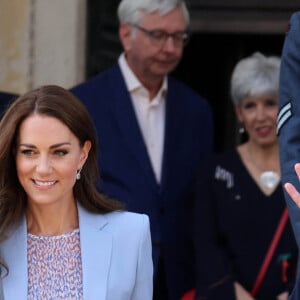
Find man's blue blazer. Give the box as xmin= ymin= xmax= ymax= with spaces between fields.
xmin=0 ymin=91 xmax=17 ymax=117
xmin=71 ymin=63 xmax=213 ymax=299
xmin=278 ymin=11 xmax=300 ymax=300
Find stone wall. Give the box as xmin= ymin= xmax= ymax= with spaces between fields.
xmin=0 ymin=0 xmax=86 ymax=94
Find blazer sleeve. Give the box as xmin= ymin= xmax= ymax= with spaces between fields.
xmin=131 ymin=214 xmax=153 ymax=300
xmin=278 ymin=11 xmax=300 ymax=248
xmin=0 ymin=280 xmax=3 ymax=300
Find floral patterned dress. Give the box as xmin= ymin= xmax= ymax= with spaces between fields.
xmin=27 ymin=229 xmax=83 ymax=299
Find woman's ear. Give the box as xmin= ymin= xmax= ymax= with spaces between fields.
xmin=235 ymin=106 xmax=243 ymax=123
xmin=79 ymin=140 xmax=92 ymax=167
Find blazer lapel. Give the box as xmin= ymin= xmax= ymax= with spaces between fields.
xmin=160 ymin=78 xmax=182 ymax=190
xmin=0 ymin=207 xmax=113 ymax=300
xmin=1 ymin=217 xmax=28 ymax=300
xmin=78 ymin=204 xmax=112 ymax=300
xmin=107 ymin=65 xmax=158 ymax=190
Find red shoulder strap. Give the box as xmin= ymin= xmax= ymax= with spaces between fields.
xmin=251 ymin=207 xmax=289 ymax=297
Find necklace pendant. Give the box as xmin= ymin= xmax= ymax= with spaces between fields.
xmin=259 ymin=171 xmax=280 ymax=189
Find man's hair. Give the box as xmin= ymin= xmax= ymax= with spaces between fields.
xmin=117 ymin=0 xmax=190 ymax=27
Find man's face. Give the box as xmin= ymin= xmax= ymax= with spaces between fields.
xmin=120 ymin=6 xmax=187 ymax=85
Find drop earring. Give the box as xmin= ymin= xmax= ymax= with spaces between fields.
xmin=239 ymin=125 xmax=245 ymax=134
xmin=76 ymin=167 xmax=82 ymax=180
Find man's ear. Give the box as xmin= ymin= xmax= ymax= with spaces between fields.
xmin=119 ymin=23 xmax=132 ymax=52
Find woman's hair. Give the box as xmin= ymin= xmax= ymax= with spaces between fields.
xmin=0 ymin=85 xmax=123 ymax=239
xmin=230 ymin=52 xmax=281 ymax=106
xmin=117 ymin=0 xmax=190 ymax=27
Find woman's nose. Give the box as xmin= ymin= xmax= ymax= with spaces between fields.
xmin=256 ymin=106 xmax=266 ymax=120
xmin=36 ymin=155 xmax=52 ymax=174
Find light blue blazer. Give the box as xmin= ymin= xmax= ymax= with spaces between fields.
xmin=0 ymin=204 xmax=153 ymax=299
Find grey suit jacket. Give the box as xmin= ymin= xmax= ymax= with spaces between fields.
xmin=0 ymin=204 xmax=153 ymax=299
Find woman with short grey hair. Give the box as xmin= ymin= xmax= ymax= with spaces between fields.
xmin=231 ymin=52 xmax=280 ymax=106
xmin=194 ymin=52 xmax=297 ymax=300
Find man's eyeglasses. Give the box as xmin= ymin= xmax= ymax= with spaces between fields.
xmin=131 ymin=24 xmax=189 ymax=48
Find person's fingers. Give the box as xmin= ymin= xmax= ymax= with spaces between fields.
xmin=294 ymin=163 xmax=300 ymax=180
xmin=285 ymin=182 xmax=300 ymax=207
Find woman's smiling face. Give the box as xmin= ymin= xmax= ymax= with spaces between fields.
xmin=235 ymin=95 xmax=278 ymax=147
xmin=15 ymin=114 xmax=90 ymax=208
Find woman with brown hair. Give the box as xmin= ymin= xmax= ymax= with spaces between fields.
xmin=0 ymin=85 xmax=153 ymax=299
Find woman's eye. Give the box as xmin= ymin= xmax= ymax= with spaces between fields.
xmin=243 ymin=103 xmax=255 ymax=109
xmin=54 ymin=149 xmax=68 ymax=156
xmin=21 ymin=149 xmax=35 ymax=156
xmin=265 ymin=100 xmax=277 ymax=106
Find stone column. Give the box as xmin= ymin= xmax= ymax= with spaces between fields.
xmin=0 ymin=0 xmax=31 ymax=93
xmin=0 ymin=0 xmax=86 ymax=94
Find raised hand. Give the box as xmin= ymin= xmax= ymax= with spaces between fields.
xmin=284 ymin=163 xmax=300 ymax=208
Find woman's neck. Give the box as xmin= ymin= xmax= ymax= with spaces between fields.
xmin=26 ymin=200 xmax=79 ymax=236
xmin=244 ymin=141 xmax=279 ymax=171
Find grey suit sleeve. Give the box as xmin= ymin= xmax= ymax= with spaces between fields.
xmin=278 ymin=11 xmax=300 ymax=248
